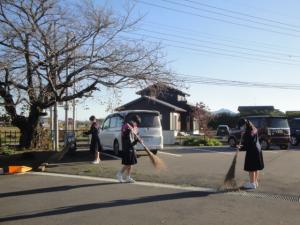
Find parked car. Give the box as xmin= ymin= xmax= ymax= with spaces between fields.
xmin=288 ymin=117 xmax=300 ymax=146
xmin=228 ymin=116 xmax=290 ymax=150
xmin=99 ymin=110 xmax=163 ymax=155
xmin=216 ymin=125 xmax=230 ymax=137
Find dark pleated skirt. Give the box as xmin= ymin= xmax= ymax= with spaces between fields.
xmin=122 ymin=148 xmax=137 ymax=165
xmin=244 ymin=149 xmax=264 ymax=171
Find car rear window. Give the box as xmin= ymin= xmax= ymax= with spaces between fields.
xmin=127 ymin=113 xmax=161 ymax=128
xmin=269 ymin=118 xmax=289 ymax=128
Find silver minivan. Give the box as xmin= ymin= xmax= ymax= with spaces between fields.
xmin=99 ymin=110 xmax=163 ymax=155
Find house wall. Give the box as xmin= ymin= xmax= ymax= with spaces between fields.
xmin=170 ymin=112 xmax=181 ymax=131
xmin=140 ymin=89 xmax=188 ymax=107
xmin=163 ymin=130 xmax=177 ymax=145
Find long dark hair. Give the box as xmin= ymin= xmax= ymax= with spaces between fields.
xmin=239 ymin=118 xmax=257 ymax=135
xmin=126 ymin=114 xmax=141 ymax=125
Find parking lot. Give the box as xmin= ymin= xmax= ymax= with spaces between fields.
xmin=43 ymin=144 xmax=300 ymax=196
xmin=1 ymin=172 xmax=300 ymax=225
xmin=1 ymin=144 xmax=300 ymax=225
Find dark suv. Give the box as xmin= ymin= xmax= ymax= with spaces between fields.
xmin=288 ymin=118 xmax=300 ymax=146
xmin=228 ymin=116 xmax=290 ymax=150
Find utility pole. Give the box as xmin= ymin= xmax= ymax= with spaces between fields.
xmin=72 ymin=96 xmax=76 ymax=132
xmin=64 ymin=35 xmax=69 ymax=143
xmin=64 ymin=89 xmax=69 ymax=143
xmin=54 ymin=101 xmax=59 ymax=151
xmin=53 ymin=21 xmax=59 ymax=151
xmin=72 ymin=43 xmax=76 ymax=132
xmin=50 ymin=106 xmax=55 ymax=149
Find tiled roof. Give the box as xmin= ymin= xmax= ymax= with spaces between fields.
xmin=115 ymin=96 xmax=186 ymax=112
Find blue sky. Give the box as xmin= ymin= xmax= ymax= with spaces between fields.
xmin=67 ymin=0 xmax=300 ymax=120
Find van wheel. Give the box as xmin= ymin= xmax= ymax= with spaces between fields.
xmin=280 ymin=145 xmax=289 ymax=150
xmin=113 ymin=140 xmax=120 ymax=156
xmin=151 ymin=150 xmax=158 ymax=155
xmin=260 ymin=139 xmax=269 ymax=150
xmin=228 ymin=137 xmax=236 ymax=147
xmin=290 ymin=135 xmax=299 ymax=146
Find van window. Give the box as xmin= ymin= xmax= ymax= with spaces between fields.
xmin=127 ymin=113 xmax=160 ymax=128
xmin=109 ymin=117 xmax=117 ymax=128
xmin=269 ymin=118 xmax=289 ymax=128
xmin=110 ymin=116 xmax=123 ymax=128
xmin=102 ymin=118 xmax=110 ymax=129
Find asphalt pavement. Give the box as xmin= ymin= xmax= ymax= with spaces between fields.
xmin=1 ymin=145 xmax=300 ymax=225
xmin=0 ymin=173 xmax=299 ymax=225
xmin=45 ymin=145 xmax=300 ymax=196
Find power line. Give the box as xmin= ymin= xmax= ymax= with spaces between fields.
xmin=161 ymin=0 xmax=300 ymax=33
xmin=174 ymin=73 xmax=300 ymax=90
xmin=142 ymin=21 xmax=300 ymax=53
xmin=137 ymin=0 xmax=300 ymax=38
xmin=182 ymin=0 xmax=300 ymax=30
xmin=162 ymin=0 xmax=300 ymax=34
xmin=138 ymin=28 xmax=300 ymax=58
xmin=223 ymin=0 xmax=300 ymax=21
xmin=125 ymin=32 xmax=300 ymax=66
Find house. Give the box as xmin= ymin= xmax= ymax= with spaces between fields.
xmin=115 ymin=84 xmax=198 ymax=144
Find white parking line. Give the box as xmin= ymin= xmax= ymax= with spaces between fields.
xmin=158 ymin=151 xmax=182 ymax=157
xmin=263 ymin=151 xmax=278 ymax=154
xmin=28 ymin=172 xmax=216 ymax=192
xmin=101 ymin=152 xmax=122 ymax=160
xmin=191 ymin=149 xmax=232 ymax=155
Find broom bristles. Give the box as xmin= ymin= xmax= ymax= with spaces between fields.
xmin=126 ymin=123 xmax=166 ymax=170
xmin=143 ymin=145 xmax=166 ymax=170
xmin=223 ymin=152 xmax=238 ymax=188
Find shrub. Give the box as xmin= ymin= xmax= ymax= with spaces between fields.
xmin=0 ymin=146 xmax=16 ymax=156
xmin=182 ymin=137 xmax=222 ymax=146
xmin=206 ymin=138 xmax=222 ymax=146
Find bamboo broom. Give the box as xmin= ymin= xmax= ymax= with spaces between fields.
xmin=223 ymin=147 xmax=239 ymax=188
xmin=127 ymin=124 xmax=166 ymax=170
xmin=223 ymin=139 xmax=242 ymax=189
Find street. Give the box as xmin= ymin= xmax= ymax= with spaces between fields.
xmin=0 ymin=172 xmax=299 ymax=225
xmin=1 ymin=145 xmax=300 ymax=224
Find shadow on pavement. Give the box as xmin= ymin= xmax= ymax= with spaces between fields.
xmin=0 ymin=190 xmax=217 ymax=223
xmin=58 ymin=150 xmax=119 ymax=164
xmin=0 ymin=182 xmax=118 ymax=198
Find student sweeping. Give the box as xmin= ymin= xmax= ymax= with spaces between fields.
xmin=240 ymin=119 xmax=264 ymax=189
xmin=116 ymin=115 xmax=142 ymax=183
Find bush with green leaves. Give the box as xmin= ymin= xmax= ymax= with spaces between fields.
xmin=0 ymin=146 xmax=16 ymax=156
xmin=183 ymin=137 xmax=222 ymax=146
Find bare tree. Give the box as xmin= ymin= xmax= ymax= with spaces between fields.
xmin=192 ymin=102 xmax=212 ymax=136
xmin=0 ymin=0 xmax=173 ymax=148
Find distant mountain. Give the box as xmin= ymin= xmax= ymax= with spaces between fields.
xmin=212 ymin=108 xmax=237 ymax=115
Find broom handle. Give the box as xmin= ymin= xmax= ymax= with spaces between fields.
xmin=236 ymin=132 xmax=244 ymax=156
xmin=126 ymin=123 xmax=153 ymax=156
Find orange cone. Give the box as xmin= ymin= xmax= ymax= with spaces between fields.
xmin=8 ymin=166 xmax=32 ymax=174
